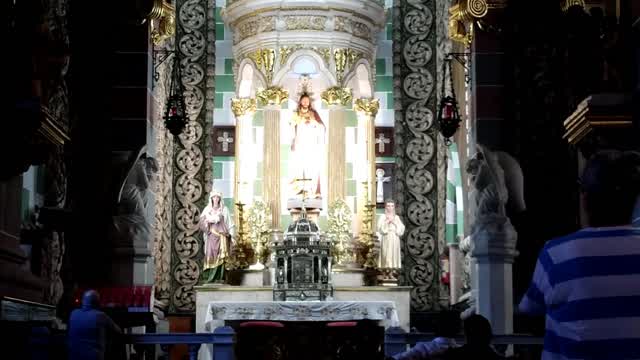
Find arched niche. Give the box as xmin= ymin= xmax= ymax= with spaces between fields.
xmin=274 ymin=51 xmax=335 ymax=108
xmin=235 ymin=59 xmax=267 ymax=98
xmin=344 ymin=61 xmax=373 ymax=99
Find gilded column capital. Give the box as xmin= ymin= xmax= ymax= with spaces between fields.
xmin=257 ymin=86 xmax=289 ymax=107
xmin=231 ymin=98 xmax=257 ymax=118
xmin=149 ymin=1 xmax=176 ymax=45
xmin=321 ymin=87 xmax=353 ymax=107
xmin=449 ymin=0 xmax=507 ymax=45
xmin=354 ymin=98 xmax=380 ymax=118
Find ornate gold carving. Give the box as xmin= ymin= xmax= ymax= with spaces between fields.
xmin=327 ymin=199 xmax=354 ymax=266
xmin=334 ymin=16 xmax=372 ymax=41
xmin=561 ymin=0 xmax=585 ymax=11
xmin=321 ymin=87 xmax=353 ymax=107
xmin=246 ymin=200 xmax=272 ymax=265
xmin=279 ymin=45 xmax=303 ymax=65
xmin=229 ymin=7 xmax=383 ymax=30
xmin=257 ymin=86 xmax=289 ymax=106
xmin=150 ymin=1 xmax=176 ymax=45
xmin=313 ymin=47 xmax=332 ymax=66
xmin=354 ymin=98 xmax=380 ymax=118
xmin=448 ymin=0 xmax=506 ymax=44
xmin=248 ymin=48 xmax=276 ymax=83
xmin=236 ymin=16 xmax=276 ymax=44
xmin=231 ymin=98 xmax=257 ymax=118
xmin=284 ymin=16 xmax=327 ymax=31
xmin=334 ymin=48 xmax=365 ymax=84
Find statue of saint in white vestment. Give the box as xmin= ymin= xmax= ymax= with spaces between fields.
xmin=377 ymin=200 xmax=405 ymax=269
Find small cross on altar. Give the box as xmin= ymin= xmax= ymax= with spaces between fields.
xmin=293 ymin=172 xmax=312 ymax=214
xmin=375 ymin=132 xmax=391 ymax=153
xmin=217 ymin=132 xmax=234 ymax=152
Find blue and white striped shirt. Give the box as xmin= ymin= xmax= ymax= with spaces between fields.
xmin=519 ymin=226 xmax=640 ymax=360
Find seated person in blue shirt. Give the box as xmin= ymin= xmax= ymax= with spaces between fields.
xmin=68 ymin=290 xmax=122 ymax=360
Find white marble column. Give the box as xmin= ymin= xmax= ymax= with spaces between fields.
xmin=354 ymin=98 xmax=380 ymax=231
xmin=257 ymin=87 xmax=288 ymax=230
xmin=322 ymin=87 xmax=352 ymax=206
xmin=231 ymin=98 xmax=257 ymax=210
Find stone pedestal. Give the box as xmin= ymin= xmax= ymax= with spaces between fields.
xmin=332 ymin=269 xmax=365 ymax=287
xmin=470 ymin=215 xmax=518 ymax=335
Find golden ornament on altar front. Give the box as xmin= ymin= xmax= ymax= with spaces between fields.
xmin=230 ymin=98 xmax=257 ymax=118
xmin=354 ymin=98 xmax=380 ymax=117
xmin=257 ymin=86 xmax=289 ymax=107
xmin=321 ymin=86 xmax=352 ymax=107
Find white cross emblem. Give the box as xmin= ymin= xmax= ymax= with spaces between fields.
xmin=217 ymin=131 xmax=234 ymax=152
xmin=375 ymin=133 xmax=391 ymax=153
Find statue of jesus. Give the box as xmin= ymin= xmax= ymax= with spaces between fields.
xmin=290 ymin=94 xmax=325 ymax=199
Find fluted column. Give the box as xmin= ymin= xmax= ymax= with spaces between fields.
xmin=355 ymin=98 xmax=380 ymax=230
xmin=231 ymin=98 xmax=257 ymax=219
xmin=257 ymin=87 xmax=288 ymax=230
xmin=322 ymin=87 xmax=352 ymax=205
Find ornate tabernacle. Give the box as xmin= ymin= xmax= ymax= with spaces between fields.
xmin=272 ymin=211 xmax=333 ymax=301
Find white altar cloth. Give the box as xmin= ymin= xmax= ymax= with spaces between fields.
xmin=204 ymin=300 xmax=399 ymax=331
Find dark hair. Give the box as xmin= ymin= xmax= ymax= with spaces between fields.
xmin=463 ymin=314 xmax=492 ymax=346
xmin=434 ymin=310 xmax=461 ymax=338
xmin=580 ymin=150 xmax=640 ymax=227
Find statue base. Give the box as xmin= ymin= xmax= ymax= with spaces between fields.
xmin=380 ymin=268 xmax=400 ymax=286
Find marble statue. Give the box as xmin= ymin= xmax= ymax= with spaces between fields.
xmin=199 ymin=190 xmax=235 ymax=283
xmin=376 ymin=200 xmax=405 ymax=269
xmin=112 ymin=155 xmax=159 ymax=247
xmin=465 ymin=145 xmax=525 ymax=254
xmin=289 ymin=94 xmax=325 ymax=199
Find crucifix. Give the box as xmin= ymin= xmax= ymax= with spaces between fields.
xmin=293 ymin=171 xmax=312 ymax=215
xmin=375 ymin=132 xmax=390 ymax=153
xmin=217 ymin=131 xmax=234 ymax=152
xmin=375 ymin=168 xmax=391 ymax=203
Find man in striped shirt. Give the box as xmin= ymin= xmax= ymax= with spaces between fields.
xmin=519 ymin=150 xmax=640 ymax=359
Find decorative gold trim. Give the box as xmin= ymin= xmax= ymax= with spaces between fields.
xmin=150 ymin=1 xmax=176 ymax=46
xmin=354 ymin=98 xmax=380 ymax=117
xmin=231 ymin=98 xmax=257 ymax=118
xmin=561 ymin=0 xmax=585 ymax=11
xmin=256 ymin=86 xmax=289 ymax=107
xmin=448 ymin=0 xmax=506 ymax=45
xmin=39 ymin=106 xmax=70 ymax=146
xmin=321 ymin=87 xmax=353 ymax=107
xmin=228 ymin=6 xmax=384 ymax=29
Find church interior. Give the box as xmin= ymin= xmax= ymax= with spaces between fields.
xmin=3 ymin=0 xmax=639 ymax=359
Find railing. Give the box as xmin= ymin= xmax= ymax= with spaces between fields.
xmin=28 ymin=326 xmax=236 ymax=360
xmin=384 ymin=327 xmax=544 ymax=357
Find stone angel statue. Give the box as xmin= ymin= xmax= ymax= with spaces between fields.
xmin=112 ymin=147 xmax=159 ymax=248
xmin=465 ymin=145 xmax=525 ymax=256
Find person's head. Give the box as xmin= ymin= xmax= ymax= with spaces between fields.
xmin=298 ymin=94 xmax=312 ymax=111
xmin=384 ymin=199 xmax=395 ymax=214
xmin=579 ymin=150 xmax=640 ymax=227
xmin=463 ymin=314 xmax=492 ymax=347
xmin=211 ymin=194 xmax=221 ymax=208
xmin=434 ymin=310 xmax=461 ymax=338
xmin=81 ymin=290 xmax=100 ymax=310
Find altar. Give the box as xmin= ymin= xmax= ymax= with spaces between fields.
xmin=195 ymin=285 xmax=412 ymax=333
